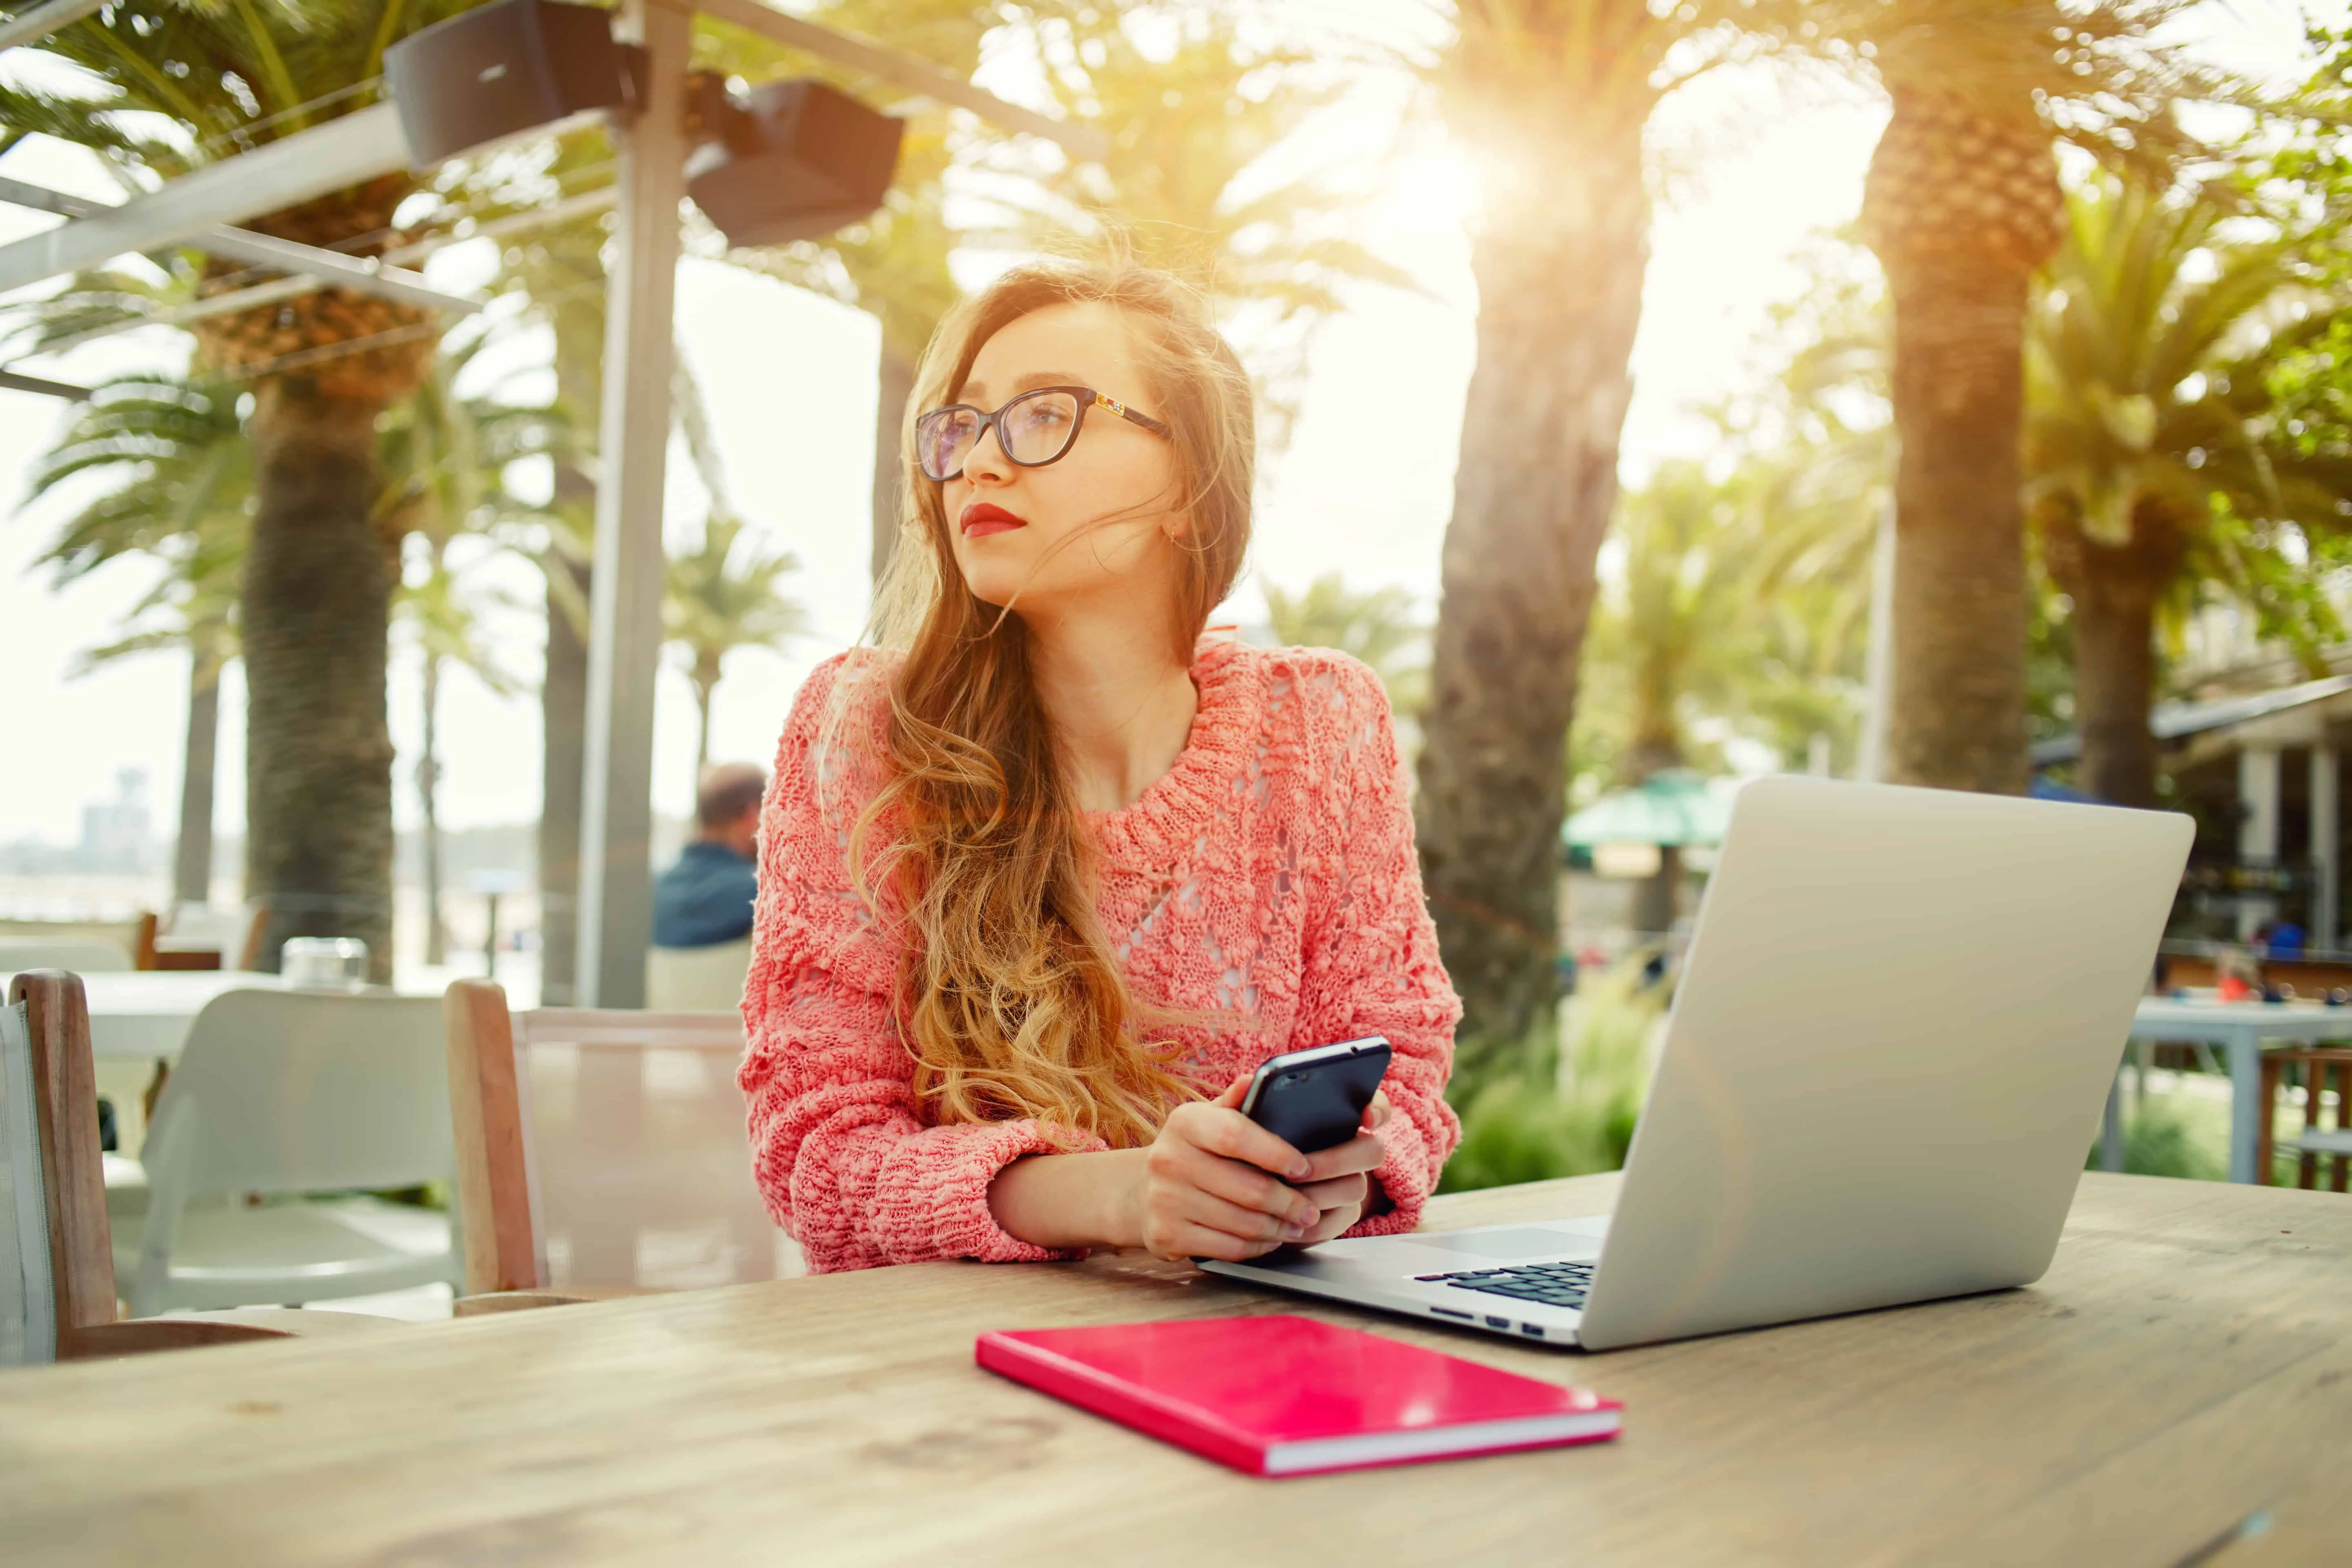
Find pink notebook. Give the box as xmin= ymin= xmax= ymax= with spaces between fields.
xmin=976 ymin=1314 xmax=1621 ymax=1477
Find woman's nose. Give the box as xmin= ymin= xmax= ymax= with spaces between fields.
xmin=962 ymin=421 xmax=1013 ymax=483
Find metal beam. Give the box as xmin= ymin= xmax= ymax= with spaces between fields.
xmin=0 ymin=175 xmax=482 ymax=316
xmin=0 ymin=0 xmax=104 ymax=53
xmin=576 ymin=0 xmax=690 ymax=1008
xmin=0 ymin=367 xmax=87 ymax=399
xmin=12 ymin=186 xmax=616 ymax=363
xmin=693 ymin=0 xmax=1108 ymax=163
xmin=0 ymin=101 xmax=412 ymax=294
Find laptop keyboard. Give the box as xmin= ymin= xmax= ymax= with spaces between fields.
xmin=1416 ymin=1260 xmax=1595 ymax=1310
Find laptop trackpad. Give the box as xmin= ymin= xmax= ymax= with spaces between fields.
xmin=1401 ymin=1223 xmax=1608 ymax=1260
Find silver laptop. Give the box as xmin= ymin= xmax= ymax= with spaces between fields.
xmin=1204 ymin=776 xmax=2193 ymax=1351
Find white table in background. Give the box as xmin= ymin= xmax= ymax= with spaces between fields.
xmin=78 ymin=971 xmax=294 ymax=1061
xmin=2118 ymin=998 xmax=2352 ymax=1183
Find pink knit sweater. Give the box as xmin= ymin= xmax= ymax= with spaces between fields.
xmin=737 ymin=636 xmax=1463 ymax=1273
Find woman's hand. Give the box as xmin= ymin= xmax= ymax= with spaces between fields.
xmin=1128 ymin=1080 xmax=1388 ymax=1263
xmin=1290 ymin=1090 xmax=1392 ymax=1245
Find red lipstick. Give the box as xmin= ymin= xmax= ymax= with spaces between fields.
xmin=960 ymin=501 xmax=1027 ymax=537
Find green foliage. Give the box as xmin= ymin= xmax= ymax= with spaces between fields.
xmin=27 ymin=372 xmax=250 ymax=684
xmin=2026 ymin=175 xmax=2352 ymax=670
xmin=664 ymin=512 xmax=811 ymax=776
xmin=967 ymin=2 xmax=1416 ymax=437
xmin=1262 ymin=574 xmax=1428 ymax=717
xmin=2083 ymin=1092 xmax=2227 ymax=1182
xmin=1441 ymin=958 xmax=1661 ymax=1193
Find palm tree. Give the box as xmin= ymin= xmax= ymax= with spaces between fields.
xmin=376 ymin=334 xmax=568 ymax=964
xmin=1827 ymin=0 xmax=2216 ymax=793
xmin=23 ymin=373 xmax=249 ymax=908
xmin=1410 ymin=0 xmax=1746 ymax=1064
xmin=2025 ymin=177 xmax=2352 ymax=806
xmin=4 ymin=0 xmax=476 ymax=978
xmin=663 ymin=512 xmax=811 ymax=789
xmin=695 ymin=0 xmax=994 ymax=580
xmin=984 ymin=3 xmax=1416 ymax=437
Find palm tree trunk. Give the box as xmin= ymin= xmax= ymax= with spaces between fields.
xmin=2069 ymin=568 xmax=2162 ymax=808
xmin=539 ymin=534 xmax=590 ymax=1004
xmin=2043 ymin=510 xmax=2179 ymax=810
xmin=1862 ymin=90 xmax=2062 ymax=797
xmin=1632 ymin=843 xmax=1681 ymax=938
xmin=1415 ymin=114 xmax=1648 ymax=1081
xmin=539 ymin=303 xmax=602 ymax=1006
xmin=172 ymin=643 xmax=221 ymax=909
xmin=1879 ymin=262 xmax=2034 ymax=795
xmin=419 ymin=647 xmax=447 ymax=967
xmin=242 ymin=378 xmax=396 ymax=980
xmin=871 ymin=339 xmax=916 ymax=584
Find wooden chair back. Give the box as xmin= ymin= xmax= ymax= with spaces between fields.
xmin=0 ymin=972 xmax=374 ymax=1358
xmin=443 ymin=978 xmax=795 ymax=1304
xmin=2258 ymin=1046 xmax=2352 ymax=1191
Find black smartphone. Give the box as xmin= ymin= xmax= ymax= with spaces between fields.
xmin=1238 ymin=1036 xmax=1392 ymax=1157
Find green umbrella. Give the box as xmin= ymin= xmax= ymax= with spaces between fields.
xmin=1563 ymin=770 xmax=1735 ymax=849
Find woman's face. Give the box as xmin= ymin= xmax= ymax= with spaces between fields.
xmin=936 ymin=300 xmax=1188 ymax=622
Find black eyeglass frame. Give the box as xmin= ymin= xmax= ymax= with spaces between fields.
xmin=914 ymin=385 xmax=1173 ymax=482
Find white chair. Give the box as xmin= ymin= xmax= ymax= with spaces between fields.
xmin=115 ymin=989 xmax=462 ymax=1318
xmin=444 ymin=978 xmax=796 ymax=1312
xmin=644 ymin=938 xmax=753 ymax=1012
xmin=5 ymin=971 xmax=390 ymax=1363
xmin=1 ymin=982 xmax=58 ymax=1364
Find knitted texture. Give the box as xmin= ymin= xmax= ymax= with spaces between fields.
xmin=737 ymin=636 xmax=1463 ymax=1273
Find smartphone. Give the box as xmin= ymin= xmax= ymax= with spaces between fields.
xmin=1238 ymin=1036 xmax=1392 ymax=1157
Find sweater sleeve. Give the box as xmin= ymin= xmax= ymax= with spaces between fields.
xmin=737 ymin=656 xmax=1108 ymax=1272
xmin=1292 ymin=657 xmax=1464 ymax=1236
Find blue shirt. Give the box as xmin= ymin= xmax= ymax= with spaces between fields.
xmin=651 ymin=840 xmax=758 ymax=949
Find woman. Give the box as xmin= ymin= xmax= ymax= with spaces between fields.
xmin=739 ymin=260 xmax=1461 ymax=1273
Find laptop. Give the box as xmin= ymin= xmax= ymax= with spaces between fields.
xmin=1203 ymin=776 xmax=2194 ymax=1351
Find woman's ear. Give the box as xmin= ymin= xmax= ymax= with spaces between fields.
xmin=1162 ymin=508 xmax=1192 ymax=544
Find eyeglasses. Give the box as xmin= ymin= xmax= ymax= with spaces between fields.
xmin=914 ymin=385 xmax=1172 ymax=482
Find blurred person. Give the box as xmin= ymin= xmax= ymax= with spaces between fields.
xmin=739 ymin=261 xmax=1461 ymax=1274
xmin=646 ymin=763 xmax=765 ymax=1010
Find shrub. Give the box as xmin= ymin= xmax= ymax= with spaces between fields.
xmin=1440 ymin=957 xmax=1660 ymax=1193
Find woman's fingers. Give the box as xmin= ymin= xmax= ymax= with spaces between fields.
xmin=1364 ymin=1090 xmax=1393 ymax=1131
xmin=1295 ymin=1201 xmax=1362 ymax=1246
xmin=1158 ymin=1221 xmax=1282 ymax=1263
xmin=1165 ymin=1101 xmax=1311 ymax=1180
xmin=1300 ymin=1127 xmax=1386 ymax=1184
xmin=1294 ymin=1173 xmax=1368 ymax=1213
xmin=1173 ymin=1186 xmax=1310 ymax=1246
xmin=1164 ymin=1141 xmax=1319 ymax=1227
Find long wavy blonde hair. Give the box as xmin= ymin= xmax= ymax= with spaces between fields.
xmin=849 ymin=259 xmax=1256 ymax=1149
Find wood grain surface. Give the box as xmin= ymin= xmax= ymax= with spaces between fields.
xmin=2 ymin=1173 xmax=2346 ymax=1567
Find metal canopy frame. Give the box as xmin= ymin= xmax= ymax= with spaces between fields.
xmin=0 ymin=175 xmax=484 ymax=316
xmin=0 ymin=102 xmax=414 ymax=293
xmin=0 ymin=0 xmax=1102 ymax=1006
xmin=0 ymin=0 xmax=104 ymax=54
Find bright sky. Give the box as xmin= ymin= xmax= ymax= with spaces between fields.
xmin=0 ymin=0 xmax=2325 ymax=847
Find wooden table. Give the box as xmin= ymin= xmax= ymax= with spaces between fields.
xmin=3 ymin=1174 xmax=2347 ymax=1566
xmin=2123 ymin=998 xmax=2352 ymax=1182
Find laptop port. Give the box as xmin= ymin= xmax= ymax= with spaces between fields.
xmin=1485 ymin=1316 xmax=1511 ymax=1329
xmin=1430 ymin=1307 xmax=1474 ymax=1321
xmin=1520 ymin=1324 xmax=1545 ymax=1339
